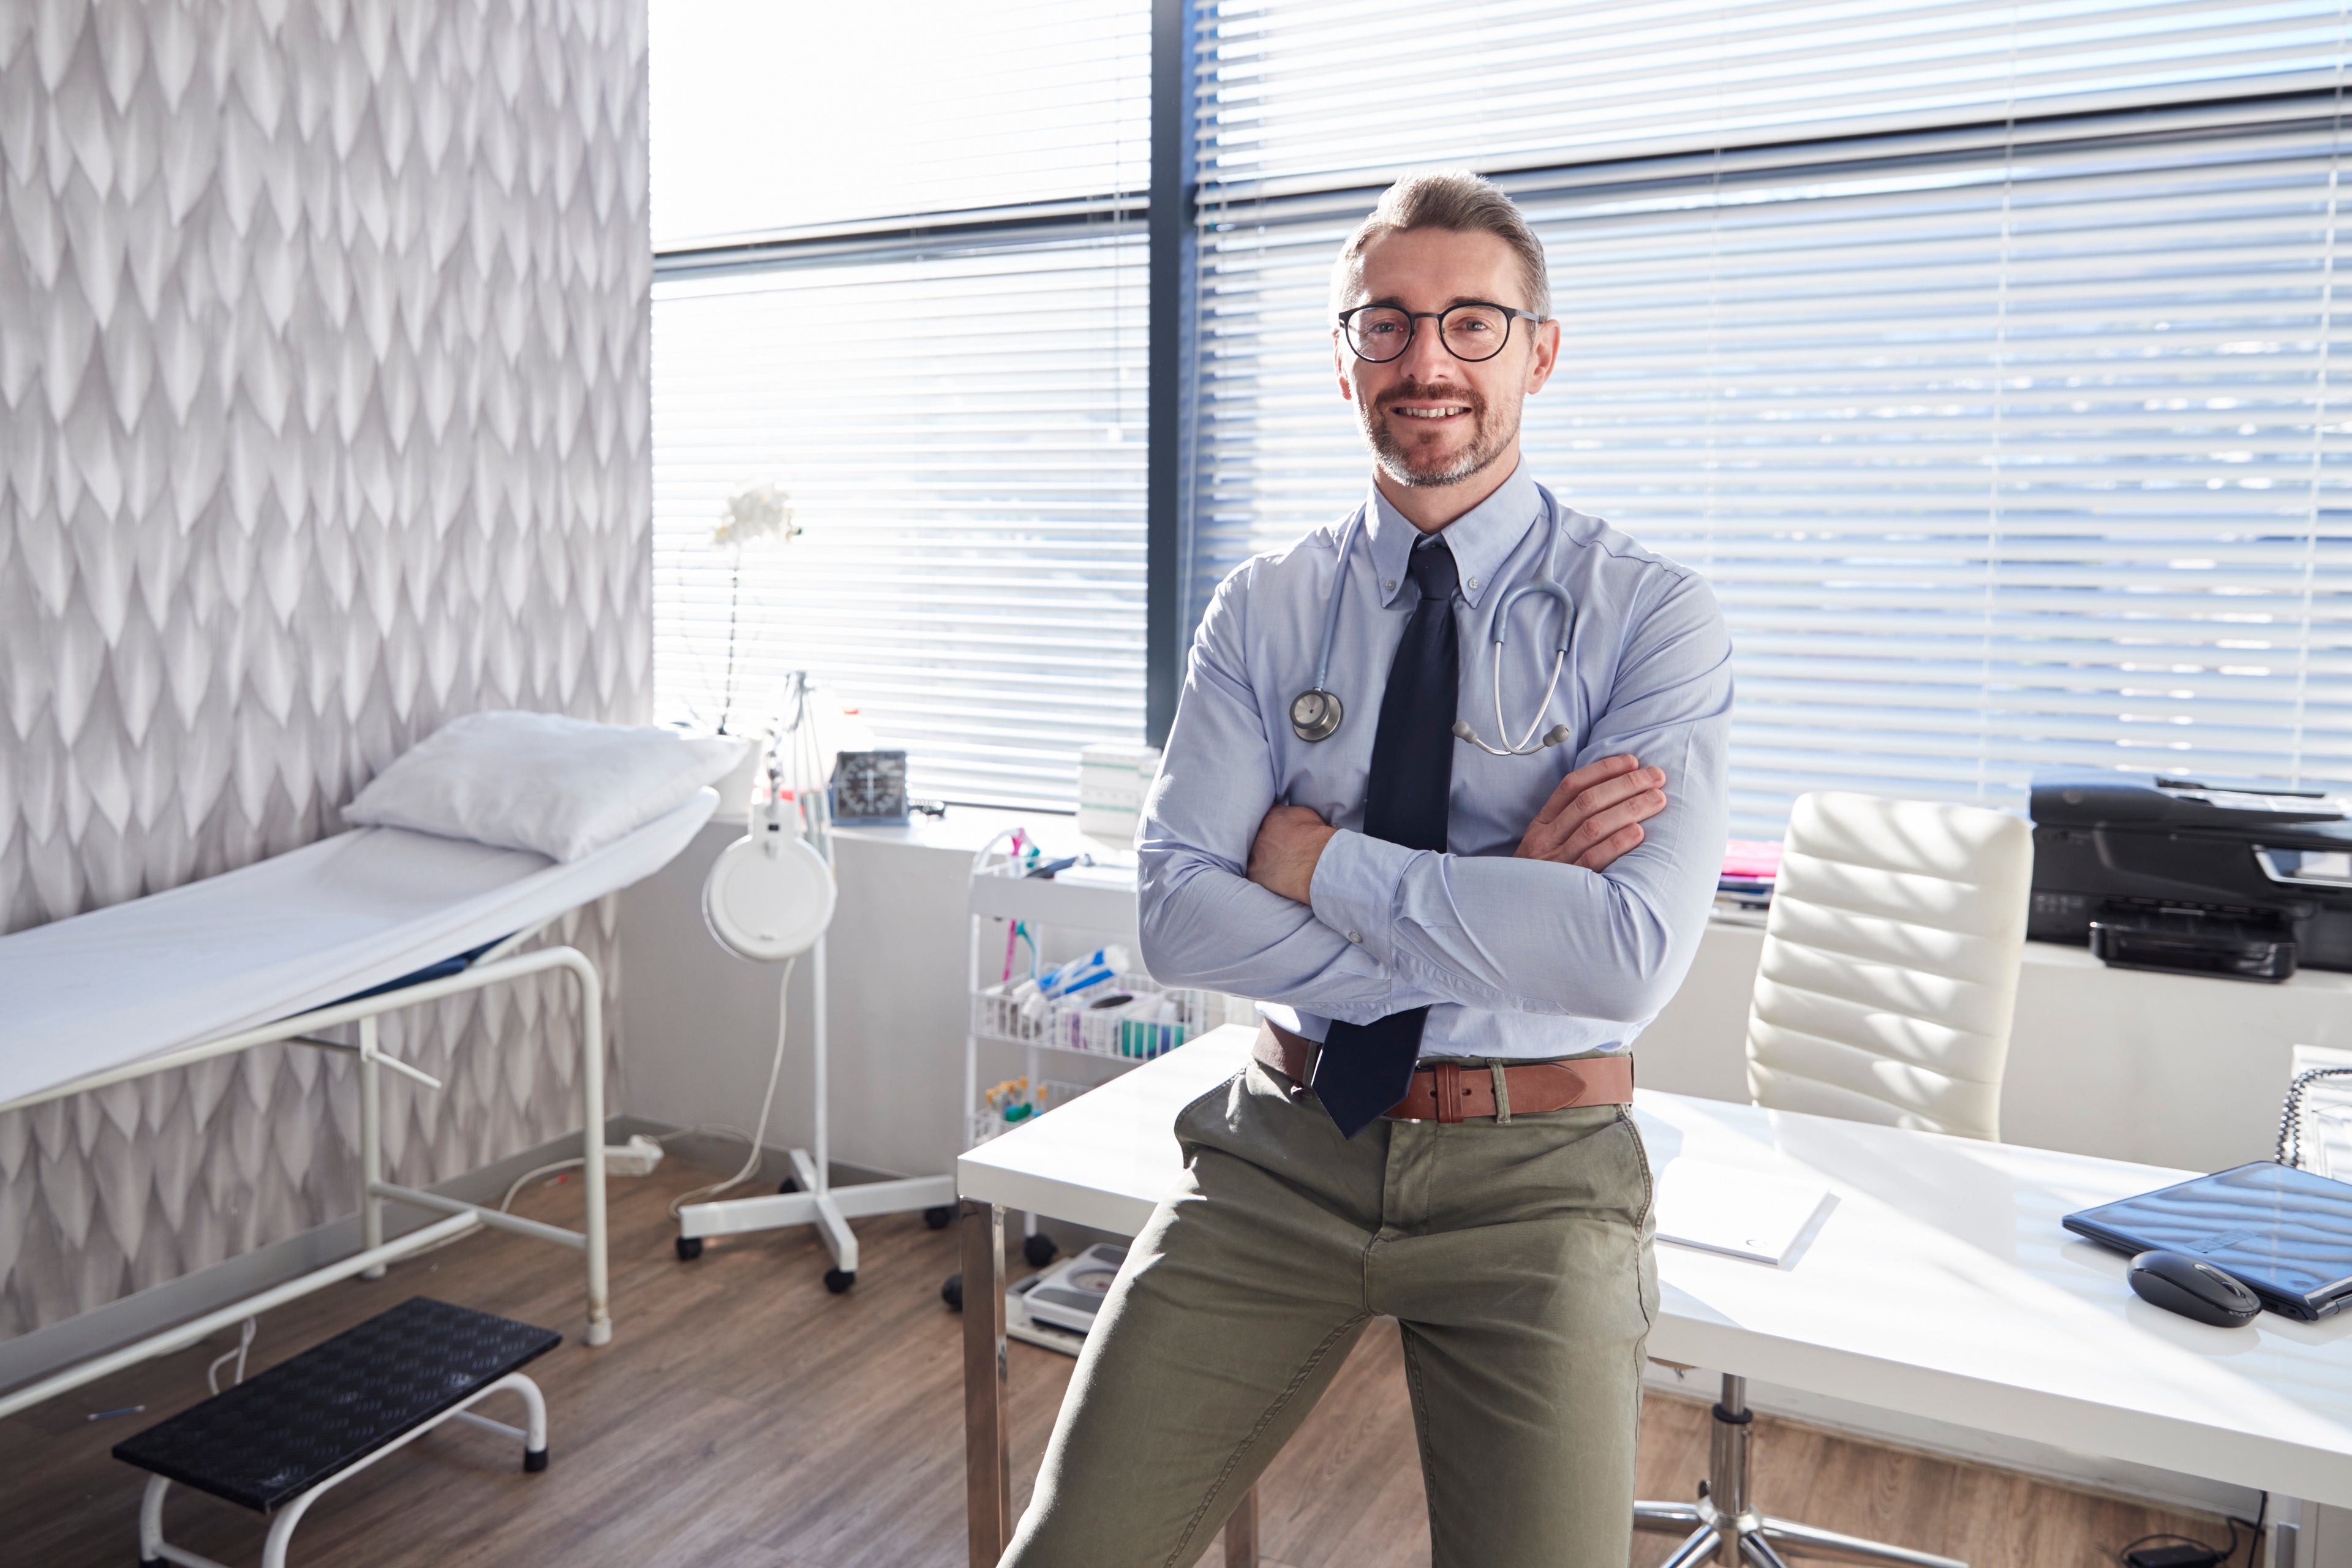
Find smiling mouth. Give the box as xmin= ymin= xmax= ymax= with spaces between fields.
xmin=1389 ymin=404 xmax=1471 ymax=420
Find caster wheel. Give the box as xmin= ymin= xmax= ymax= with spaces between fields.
xmin=778 ymin=1176 xmax=799 ymax=1194
xmin=1022 ymin=1232 xmax=1058 ymax=1268
xmin=676 ymin=1236 xmax=704 ymax=1261
xmin=823 ymin=1267 xmax=856 ymax=1294
xmin=924 ymin=1205 xmax=955 ymax=1230
xmin=941 ymin=1273 xmax=964 ymax=1311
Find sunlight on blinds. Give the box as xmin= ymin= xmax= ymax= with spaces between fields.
xmin=1189 ymin=108 xmax=2349 ymax=835
xmin=654 ymin=238 xmax=1148 ymax=808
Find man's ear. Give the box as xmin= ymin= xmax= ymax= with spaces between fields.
xmin=1334 ymin=330 xmax=1354 ymax=401
xmin=1524 ymin=317 xmax=1561 ymax=396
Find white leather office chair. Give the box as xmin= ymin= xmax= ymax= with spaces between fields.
xmin=1746 ymin=790 xmax=2034 ymax=1142
xmin=1635 ymin=791 xmax=2032 ymax=1568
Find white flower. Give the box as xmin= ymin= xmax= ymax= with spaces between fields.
xmin=713 ymin=482 xmax=798 ymax=548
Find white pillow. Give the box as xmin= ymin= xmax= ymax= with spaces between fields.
xmin=345 ymin=711 xmax=748 ymax=861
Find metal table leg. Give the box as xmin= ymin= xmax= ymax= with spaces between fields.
xmin=963 ymin=1199 xmax=1011 ymax=1567
xmin=1225 ymin=1485 xmax=1259 ymax=1565
xmin=2272 ymin=1498 xmax=2305 ymax=1568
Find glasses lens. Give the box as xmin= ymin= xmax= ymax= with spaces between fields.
xmin=1440 ymin=304 xmax=1512 ymax=361
xmin=1347 ymin=307 xmax=1412 ymax=362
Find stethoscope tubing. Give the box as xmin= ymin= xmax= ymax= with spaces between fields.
xmin=1292 ymin=501 xmax=1575 ymax=755
xmin=1470 ymin=580 xmax=1574 ymax=755
xmin=1310 ymin=505 xmax=1366 ymax=697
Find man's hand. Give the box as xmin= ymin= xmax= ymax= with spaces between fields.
xmin=1247 ymin=804 xmax=1338 ymax=904
xmin=1515 ymin=754 xmax=1666 ymax=872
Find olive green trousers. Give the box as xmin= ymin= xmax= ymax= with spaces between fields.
xmin=1001 ymin=1055 xmax=1659 ymax=1568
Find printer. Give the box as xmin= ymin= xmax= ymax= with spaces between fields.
xmin=2029 ymin=769 xmax=2352 ymax=982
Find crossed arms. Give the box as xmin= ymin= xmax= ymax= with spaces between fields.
xmin=1136 ymin=560 xmax=1733 ymax=1032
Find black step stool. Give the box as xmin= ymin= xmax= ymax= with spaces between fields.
xmin=114 ymin=1297 xmax=559 ymax=1568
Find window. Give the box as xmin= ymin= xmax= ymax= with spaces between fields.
xmin=653 ymin=1 xmax=2350 ymax=829
xmin=1189 ymin=6 xmax=2350 ymax=835
xmin=650 ymin=0 xmax=1149 ymax=808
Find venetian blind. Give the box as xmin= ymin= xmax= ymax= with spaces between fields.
xmin=1200 ymin=0 xmax=2351 ymax=203
xmin=1189 ymin=99 xmax=2350 ymax=836
xmin=652 ymin=238 xmax=1148 ymax=808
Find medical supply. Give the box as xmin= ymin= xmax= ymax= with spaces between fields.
xmin=1036 ymin=947 xmax=1133 ymax=1000
xmin=1291 ymin=505 xmax=1574 ymax=754
xmin=981 ymin=1077 xmax=1067 ymax=1128
xmin=1117 ymin=994 xmax=1189 ymax=1059
xmin=831 ymin=748 xmax=910 ymax=825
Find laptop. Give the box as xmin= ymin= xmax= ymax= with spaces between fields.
xmin=2064 ymin=1161 xmax=2352 ymax=1321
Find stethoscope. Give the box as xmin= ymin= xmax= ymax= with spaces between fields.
xmin=1289 ymin=508 xmax=1575 ymax=756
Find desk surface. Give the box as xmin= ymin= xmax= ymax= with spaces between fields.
xmin=959 ymin=1025 xmax=2352 ymax=1509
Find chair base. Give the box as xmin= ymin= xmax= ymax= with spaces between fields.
xmin=1634 ymin=1376 xmax=1966 ymax=1568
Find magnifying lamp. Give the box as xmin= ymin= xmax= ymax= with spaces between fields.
xmin=703 ymin=788 xmax=836 ymax=962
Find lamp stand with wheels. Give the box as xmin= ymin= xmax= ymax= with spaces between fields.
xmin=1633 ymin=1376 xmax=1966 ymax=1568
xmin=673 ymin=673 xmax=956 ymax=1290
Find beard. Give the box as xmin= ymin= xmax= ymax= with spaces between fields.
xmin=1359 ymin=379 xmax=1520 ymax=489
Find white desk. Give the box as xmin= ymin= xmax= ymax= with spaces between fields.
xmin=956 ymin=1025 xmax=2352 ymax=1567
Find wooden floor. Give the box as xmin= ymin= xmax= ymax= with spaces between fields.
xmin=4 ymin=1155 xmax=2230 ymax=1568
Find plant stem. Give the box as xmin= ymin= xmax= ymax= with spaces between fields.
xmin=718 ymin=546 xmax=742 ymax=734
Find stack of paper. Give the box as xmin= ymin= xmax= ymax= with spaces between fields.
xmin=1653 ymin=1158 xmax=1834 ymax=1265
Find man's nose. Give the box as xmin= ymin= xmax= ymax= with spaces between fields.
xmin=1397 ymin=317 xmax=1458 ymax=382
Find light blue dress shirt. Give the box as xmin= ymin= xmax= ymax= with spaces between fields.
xmin=1137 ymin=461 xmax=1734 ymax=1061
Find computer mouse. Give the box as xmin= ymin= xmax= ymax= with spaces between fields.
xmin=2128 ymin=1250 xmax=2261 ymax=1327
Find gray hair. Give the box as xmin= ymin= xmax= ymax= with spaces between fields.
xmin=1330 ymin=169 xmax=1551 ymax=320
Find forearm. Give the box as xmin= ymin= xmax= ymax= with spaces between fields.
xmin=1309 ymin=687 xmax=1731 ymax=1022
xmin=1139 ymin=842 xmax=1444 ymax=1025
xmin=1307 ymin=829 xmax=1714 ymax=1022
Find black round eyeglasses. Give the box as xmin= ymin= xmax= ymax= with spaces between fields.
xmin=1337 ymin=301 xmax=1547 ymax=364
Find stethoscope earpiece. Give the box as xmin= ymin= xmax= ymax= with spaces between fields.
xmin=1456 ymin=580 xmax=1577 ymax=756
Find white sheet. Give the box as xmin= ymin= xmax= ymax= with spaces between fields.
xmin=0 ymin=789 xmax=717 ymax=1110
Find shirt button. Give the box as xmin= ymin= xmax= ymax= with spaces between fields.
xmin=1467 ymin=576 xmax=1480 ymax=591
xmin=1348 ymin=930 xmax=1363 ymax=943
xmin=1383 ymin=579 xmax=1396 ymax=592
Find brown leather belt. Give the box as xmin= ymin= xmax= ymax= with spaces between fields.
xmin=1252 ymin=1022 xmax=1632 ymax=1124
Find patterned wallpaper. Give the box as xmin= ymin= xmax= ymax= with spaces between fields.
xmin=0 ymin=0 xmax=652 ymax=1336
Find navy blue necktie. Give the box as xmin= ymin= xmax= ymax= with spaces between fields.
xmin=1311 ymin=537 xmax=1458 ymax=1137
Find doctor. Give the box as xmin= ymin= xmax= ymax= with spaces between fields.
xmin=1003 ymin=170 xmax=1733 ymax=1567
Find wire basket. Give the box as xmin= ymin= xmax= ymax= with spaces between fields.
xmin=974 ymin=974 xmax=1211 ymax=1058
xmin=971 ymin=985 xmax=1046 ymax=1044
xmin=968 ymin=1079 xmax=1095 ymax=1148
xmin=1050 ymin=974 xmax=1207 ymax=1060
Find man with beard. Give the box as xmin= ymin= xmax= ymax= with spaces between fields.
xmin=999 ymin=170 xmax=1733 ymax=1568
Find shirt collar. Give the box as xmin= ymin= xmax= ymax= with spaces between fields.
xmin=1364 ymin=460 xmax=1544 ymax=609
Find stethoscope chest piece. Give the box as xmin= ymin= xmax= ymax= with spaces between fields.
xmin=1291 ymin=688 xmax=1343 ymax=743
